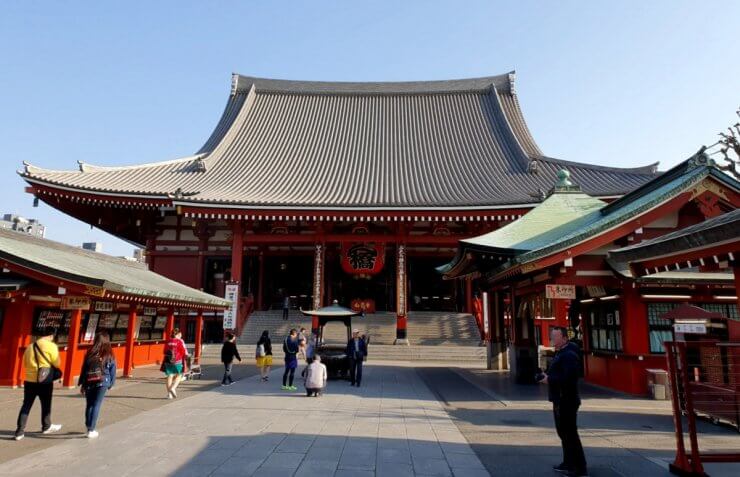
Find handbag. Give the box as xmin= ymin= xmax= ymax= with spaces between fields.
xmin=33 ymin=342 xmax=63 ymax=383
xmin=257 ymin=344 xmax=266 ymax=358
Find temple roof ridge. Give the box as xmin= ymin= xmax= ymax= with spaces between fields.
xmin=231 ymin=72 xmax=515 ymax=96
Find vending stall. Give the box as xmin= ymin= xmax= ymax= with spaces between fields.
xmin=0 ymin=228 xmax=230 ymax=387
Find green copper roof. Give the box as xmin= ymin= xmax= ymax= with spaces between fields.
xmin=462 ymin=191 xmax=605 ymax=253
xmin=442 ymin=153 xmax=740 ymax=281
xmin=0 ymin=228 xmax=230 ymax=308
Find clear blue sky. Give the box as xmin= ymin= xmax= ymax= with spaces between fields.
xmin=1 ymin=1 xmax=738 ymax=257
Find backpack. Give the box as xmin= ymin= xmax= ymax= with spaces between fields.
xmin=85 ymin=356 xmax=105 ymax=385
xmin=163 ymin=345 xmax=177 ymax=365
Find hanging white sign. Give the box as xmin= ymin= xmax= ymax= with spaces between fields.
xmin=223 ymin=283 xmax=239 ymax=330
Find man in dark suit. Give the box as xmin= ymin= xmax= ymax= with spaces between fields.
xmin=539 ymin=327 xmax=587 ymax=477
xmin=346 ymin=329 xmax=367 ymax=387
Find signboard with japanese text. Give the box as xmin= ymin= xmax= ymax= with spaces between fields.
xmin=94 ymin=302 xmax=114 ymax=312
xmin=223 ymin=282 xmax=239 ymax=330
xmin=60 ymin=295 xmax=91 ymax=310
xmin=482 ymin=291 xmax=490 ymax=341
xmin=61 ymin=296 xmax=91 ymax=310
xmin=83 ymin=313 xmax=100 ymax=342
xmin=674 ymin=322 xmax=707 ymax=334
xmin=545 ymin=284 xmax=576 ymax=300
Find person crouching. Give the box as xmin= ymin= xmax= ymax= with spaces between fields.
xmin=304 ymin=355 xmax=327 ymax=397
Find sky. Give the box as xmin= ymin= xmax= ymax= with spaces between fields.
xmin=1 ymin=1 xmax=738 ymax=257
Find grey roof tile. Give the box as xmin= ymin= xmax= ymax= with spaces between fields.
xmin=20 ymin=73 xmax=657 ymax=209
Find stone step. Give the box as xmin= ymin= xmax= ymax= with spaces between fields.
xmin=239 ymin=310 xmax=481 ymax=347
xmin=199 ymin=342 xmax=486 ymax=363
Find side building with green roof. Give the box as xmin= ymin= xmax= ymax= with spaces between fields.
xmin=441 ymin=152 xmax=740 ymax=395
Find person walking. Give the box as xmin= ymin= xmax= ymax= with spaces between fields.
xmin=256 ymin=330 xmax=273 ymax=382
xmin=282 ymin=329 xmax=299 ymax=390
xmin=78 ymin=332 xmax=116 ymax=439
xmin=539 ymin=327 xmax=587 ymax=477
xmin=14 ymin=327 xmax=63 ymax=440
xmin=163 ymin=328 xmax=188 ymax=399
xmin=346 ymin=329 xmax=367 ymax=387
xmin=304 ymin=355 xmax=327 ymax=397
xmin=220 ymin=332 xmax=241 ymax=386
xmin=282 ymin=295 xmax=290 ymax=320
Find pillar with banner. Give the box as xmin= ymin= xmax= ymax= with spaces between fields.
xmin=223 ymin=281 xmax=239 ymax=332
xmin=311 ymin=243 xmax=324 ymax=335
xmin=395 ymin=243 xmax=409 ymax=345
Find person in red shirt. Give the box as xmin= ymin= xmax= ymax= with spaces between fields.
xmin=162 ymin=328 xmax=188 ymax=399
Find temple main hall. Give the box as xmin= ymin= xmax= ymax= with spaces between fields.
xmin=20 ymin=72 xmax=658 ymax=342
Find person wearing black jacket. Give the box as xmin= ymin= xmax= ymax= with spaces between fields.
xmin=220 ymin=333 xmax=241 ymax=386
xmin=539 ymin=327 xmax=587 ymax=477
xmin=346 ymin=329 xmax=368 ymax=387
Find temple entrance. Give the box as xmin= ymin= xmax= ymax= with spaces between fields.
xmin=262 ymin=255 xmax=313 ymax=311
xmin=407 ymin=256 xmax=460 ymax=312
xmin=328 ymin=248 xmax=395 ymax=312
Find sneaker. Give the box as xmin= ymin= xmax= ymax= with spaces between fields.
xmin=42 ymin=424 xmax=62 ymax=435
xmin=228 ymin=382 xmax=234 ymax=386
xmin=170 ymin=389 xmax=177 ymax=399
xmin=289 ymin=386 xmax=297 ymax=391
xmin=86 ymin=430 xmax=99 ymax=439
xmin=13 ymin=433 xmax=24 ymax=441
xmin=281 ymin=385 xmax=289 ymax=390
xmin=553 ymin=463 xmax=570 ymax=474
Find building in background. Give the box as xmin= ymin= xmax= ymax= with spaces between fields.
xmin=442 ymin=154 xmax=740 ymax=395
xmin=0 ymin=214 xmax=45 ymax=238
xmin=81 ymin=242 xmax=103 ymax=252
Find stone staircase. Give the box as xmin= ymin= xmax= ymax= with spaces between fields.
xmin=230 ymin=310 xmax=484 ymax=363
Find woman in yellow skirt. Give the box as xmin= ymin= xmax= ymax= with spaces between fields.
xmin=256 ymin=330 xmax=273 ymax=381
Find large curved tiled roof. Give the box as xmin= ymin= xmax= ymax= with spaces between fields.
xmin=20 ymin=73 xmax=658 ymax=209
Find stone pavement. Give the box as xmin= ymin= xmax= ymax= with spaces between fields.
xmin=418 ymin=367 xmax=740 ymax=477
xmin=0 ymin=358 xmax=259 ymax=464
xmin=0 ymin=363 xmax=487 ymax=477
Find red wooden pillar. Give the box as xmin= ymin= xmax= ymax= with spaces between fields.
xmin=164 ymin=308 xmax=175 ymax=340
xmin=194 ymin=311 xmax=204 ymax=361
xmin=62 ymin=309 xmax=83 ymax=387
xmin=0 ymin=299 xmax=34 ymax=387
xmin=230 ymin=222 xmax=244 ymax=327
xmin=395 ymin=243 xmax=409 ymax=344
xmin=178 ymin=314 xmax=186 ymax=335
xmin=231 ymin=221 xmax=244 ymax=284
xmin=465 ymin=277 xmax=473 ymax=314
xmin=621 ymin=282 xmax=649 ymax=355
xmin=123 ymin=309 xmax=137 ymax=377
xmin=734 ymin=265 xmax=740 ymax=323
xmin=256 ymin=250 xmax=265 ymax=311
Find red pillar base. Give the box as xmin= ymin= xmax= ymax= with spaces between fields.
xmin=394 ymin=315 xmax=409 ymax=345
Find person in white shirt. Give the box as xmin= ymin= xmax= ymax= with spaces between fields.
xmin=304 ymin=355 xmax=327 ymax=397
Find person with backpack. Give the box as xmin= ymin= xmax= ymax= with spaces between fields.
xmin=220 ymin=332 xmax=241 ymax=386
xmin=163 ymin=328 xmax=188 ymax=399
xmin=78 ymin=332 xmax=116 ymax=438
xmin=14 ymin=326 xmax=63 ymax=441
xmin=282 ymin=329 xmax=299 ymax=391
xmin=256 ymin=330 xmax=273 ymax=382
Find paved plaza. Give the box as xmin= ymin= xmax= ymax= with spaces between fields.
xmin=1 ymin=362 xmax=739 ymax=477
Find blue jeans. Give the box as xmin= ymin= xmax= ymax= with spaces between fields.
xmin=85 ymin=386 xmax=108 ymax=431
